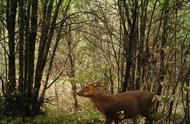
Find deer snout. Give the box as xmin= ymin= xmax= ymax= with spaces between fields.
xmin=77 ymin=91 xmax=83 ymax=96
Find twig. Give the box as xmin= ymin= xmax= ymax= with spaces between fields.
xmin=46 ymin=69 xmax=64 ymax=89
xmin=0 ymin=75 xmax=7 ymax=99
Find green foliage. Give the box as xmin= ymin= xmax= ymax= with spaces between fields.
xmin=0 ymin=106 xmax=102 ymax=124
xmin=75 ymin=42 xmax=107 ymax=83
xmin=154 ymin=94 xmax=175 ymax=103
xmin=33 ymin=108 xmax=78 ymax=124
xmin=184 ymin=86 xmax=190 ymax=92
xmin=77 ymin=104 xmax=102 ymax=123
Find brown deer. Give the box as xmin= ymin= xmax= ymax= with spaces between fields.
xmin=77 ymin=82 xmax=155 ymax=124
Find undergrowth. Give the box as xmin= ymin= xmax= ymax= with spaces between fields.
xmin=0 ymin=104 xmax=185 ymax=124
xmin=0 ymin=106 xmax=102 ymax=124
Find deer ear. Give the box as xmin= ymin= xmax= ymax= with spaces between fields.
xmin=93 ymin=80 xmax=101 ymax=87
xmin=91 ymin=82 xmax=97 ymax=86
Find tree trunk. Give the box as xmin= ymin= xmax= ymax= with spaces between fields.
xmin=156 ymin=0 xmax=170 ymax=112
xmin=6 ymin=0 xmax=17 ymax=115
xmin=67 ymin=22 xmax=78 ymax=112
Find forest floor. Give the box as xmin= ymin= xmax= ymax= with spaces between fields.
xmin=0 ymin=82 xmax=186 ymax=124
xmin=0 ymin=115 xmax=186 ymax=124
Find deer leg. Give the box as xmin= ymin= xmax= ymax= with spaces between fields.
xmin=114 ymin=119 xmax=119 ymax=124
xmin=104 ymin=118 xmax=112 ymax=124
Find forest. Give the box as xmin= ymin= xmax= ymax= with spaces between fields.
xmin=0 ymin=0 xmax=190 ymax=124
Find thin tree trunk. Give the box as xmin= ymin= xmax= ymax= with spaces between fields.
xmin=6 ymin=0 xmax=17 ymax=96
xmin=122 ymin=0 xmax=138 ymax=91
xmin=6 ymin=0 xmax=17 ymax=115
xmin=40 ymin=0 xmax=71 ymax=101
xmin=18 ymin=0 xmax=25 ymax=117
xmin=33 ymin=0 xmax=63 ymax=112
xmin=67 ymin=22 xmax=78 ymax=112
xmin=156 ymin=0 xmax=170 ymax=112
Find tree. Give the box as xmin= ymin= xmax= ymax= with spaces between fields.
xmin=0 ymin=0 xmax=70 ymax=116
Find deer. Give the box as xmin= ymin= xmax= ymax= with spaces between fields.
xmin=77 ymin=82 xmax=155 ymax=124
